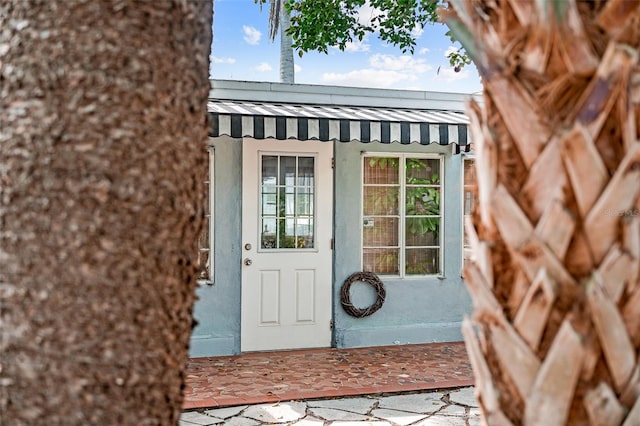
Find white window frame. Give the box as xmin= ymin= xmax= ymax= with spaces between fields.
xmin=198 ymin=145 xmax=215 ymax=285
xmin=361 ymin=153 xmax=444 ymax=279
xmin=257 ymin=151 xmax=318 ymax=253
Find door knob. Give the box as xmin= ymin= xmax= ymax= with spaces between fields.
xmin=244 ymin=258 xmax=252 ymax=266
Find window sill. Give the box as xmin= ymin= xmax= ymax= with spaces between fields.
xmin=377 ymin=274 xmax=446 ymax=281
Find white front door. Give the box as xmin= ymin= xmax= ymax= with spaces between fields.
xmin=241 ymin=138 xmax=333 ymax=352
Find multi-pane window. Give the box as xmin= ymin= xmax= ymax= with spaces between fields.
xmin=463 ymin=157 xmax=477 ymax=268
xmin=362 ymin=155 xmax=442 ymax=277
xmin=198 ymin=147 xmax=215 ymax=283
xmin=260 ymin=155 xmax=315 ymax=250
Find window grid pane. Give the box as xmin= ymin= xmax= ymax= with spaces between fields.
xmin=363 ymin=155 xmax=442 ymax=277
xmin=362 ymin=157 xmax=400 ymax=275
xmin=364 ymin=157 xmax=399 ymax=184
xmin=406 ymin=248 xmax=439 ymax=275
xmin=363 ymin=217 xmax=399 ymax=247
xmin=261 ymin=155 xmax=315 ymax=249
xmin=198 ymin=149 xmax=214 ymax=282
xmin=363 ymin=248 xmax=399 ymax=275
xmin=403 ymin=157 xmax=441 ymax=276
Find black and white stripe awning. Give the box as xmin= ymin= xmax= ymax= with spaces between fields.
xmin=208 ymin=100 xmax=471 ymax=152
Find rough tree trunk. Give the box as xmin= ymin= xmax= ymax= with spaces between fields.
xmin=442 ymin=0 xmax=640 ymax=424
xmin=1 ymin=1 xmax=212 ymax=425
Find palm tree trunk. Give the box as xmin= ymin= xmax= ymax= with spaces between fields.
xmin=280 ymin=6 xmax=295 ymax=84
xmin=442 ymin=1 xmax=640 ymax=424
xmin=1 ymin=1 xmax=212 ymax=425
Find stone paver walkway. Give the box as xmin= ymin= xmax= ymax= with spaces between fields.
xmin=180 ymin=387 xmax=480 ymax=426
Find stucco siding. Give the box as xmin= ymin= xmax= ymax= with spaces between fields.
xmin=332 ymin=141 xmax=472 ymax=348
xmin=190 ymin=136 xmax=242 ymax=357
xmin=190 ymin=137 xmax=472 ymax=357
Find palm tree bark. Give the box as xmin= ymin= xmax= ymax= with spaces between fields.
xmin=280 ymin=6 xmax=295 ymax=84
xmin=442 ymin=1 xmax=640 ymax=424
xmin=266 ymin=0 xmax=295 ymax=83
xmin=1 ymin=1 xmax=211 ymax=425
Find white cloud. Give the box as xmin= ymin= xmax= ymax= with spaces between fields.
xmin=256 ymin=62 xmax=272 ymax=72
xmin=411 ymin=23 xmax=424 ymax=39
xmin=321 ymin=53 xmax=433 ymax=89
xmin=344 ymin=39 xmax=370 ymax=53
xmin=445 ymin=45 xmax=461 ymax=58
xmin=294 ymin=64 xmax=302 ymax=73
xmin=243 ymin=25 xmax=261 ymax=45
xmin=356 ymin=3 xmax=385 ymax=26
xmin=322 ymin=69 xmax=409 ymax=88
xmin=329 ymin=35 xmax=370 ymax=53
xmin=210 ymin=55 xmax=236 ymax=64
xmin=418 ymin=47 xmax=429 ymax=55
xmin=368 ymin=53 xmax=431 ymax=73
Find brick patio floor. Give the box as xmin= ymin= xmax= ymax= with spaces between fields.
xmin=183 ymin=341 xmax=473 ymax=410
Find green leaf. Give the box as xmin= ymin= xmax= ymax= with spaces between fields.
xmin=441 ymin=15 xmax=481 ymax=67
xmin=282 ymin=0 xmax=470 ymax=70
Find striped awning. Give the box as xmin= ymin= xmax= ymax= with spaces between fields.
xmin=208 ymin=99 xmax=471 ymax=152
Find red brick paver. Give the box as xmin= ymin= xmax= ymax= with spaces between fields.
xmin=183 ymin=342 xmax=473 ymax=410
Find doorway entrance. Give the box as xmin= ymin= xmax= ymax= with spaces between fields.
xmin=241 ymin=138 xmax=333 ymax=352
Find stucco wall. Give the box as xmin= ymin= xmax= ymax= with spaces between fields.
xmin=332 ymin=141 xmax=472 ymax=348
xmin=189 ymin=138 xmax=472 ymax=357
xmin=190 ymin=136 xmax=242 ymax=357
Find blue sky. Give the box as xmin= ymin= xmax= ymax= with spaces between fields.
xmin=211 ymin=0 xmax=482 ymax=94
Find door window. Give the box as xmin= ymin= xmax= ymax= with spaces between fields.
xmin=260 ymin=155 xmax=315 ymax=249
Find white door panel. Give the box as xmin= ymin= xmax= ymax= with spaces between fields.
xmin=241 ymin=138 xmax=333 ymax=352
